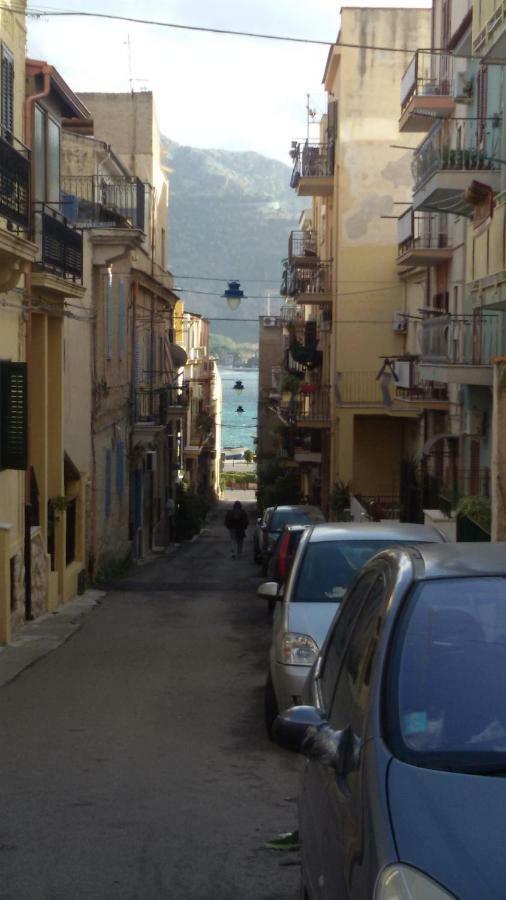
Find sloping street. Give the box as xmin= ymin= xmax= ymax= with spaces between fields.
xmin=0 ymin=502 xmax=300 ymax=900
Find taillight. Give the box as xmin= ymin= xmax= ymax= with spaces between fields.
xmin=278 ymin=532 xmax=291 ymax=578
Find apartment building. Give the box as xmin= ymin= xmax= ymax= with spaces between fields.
xmin=275 ymin=7 xmax=431 ymax=518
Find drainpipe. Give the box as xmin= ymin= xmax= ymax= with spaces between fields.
xmin=23 ymin=66 xmax=51 ymax=621
xmin=130 ymin=279 xmax=139 ymax=556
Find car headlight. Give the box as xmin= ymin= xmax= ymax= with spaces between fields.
xmin=375 ymin=865 xmax=457 ymax=900
xmin=282 ymin=632 xmax=318 ymax=666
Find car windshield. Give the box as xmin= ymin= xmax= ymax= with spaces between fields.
xmin=293 ymin=539 xmax=402 ymax=603
xmin=390 ymin=577 xmax=506 ymax=770
xmin=270 ymin=509 xmax=319 ymax=531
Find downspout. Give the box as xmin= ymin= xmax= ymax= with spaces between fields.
xmin=130 ymin=279 xmax=138 ymax=557
xmin=23 ymin=66 xmax=51 ymax=621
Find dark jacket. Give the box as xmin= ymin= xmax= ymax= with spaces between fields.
xmin=225 ymin=508 xmax=248 ymax=538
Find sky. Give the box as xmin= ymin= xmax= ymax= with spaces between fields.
xmin=27 ymin=0 xmax=431 ymax=163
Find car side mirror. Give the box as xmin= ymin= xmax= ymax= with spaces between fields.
xmin=272 ymin=705 xmax=327 ymax=754
xmin=257 ymin=582 xmax=279 ymax=600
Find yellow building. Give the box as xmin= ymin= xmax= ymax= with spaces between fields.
xmin=0 ymin=1 xmax=39 ymax=643
xmin=287 ymin=7 xmax=431 ymax=518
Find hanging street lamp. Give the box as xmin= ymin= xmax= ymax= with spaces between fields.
xmin=222 ymin=280 xmax=245 ymax=311
xmin=233 ymin=379 xmax=245 ymax=393
xmin=236 ymin=405 xmax=245 ymax=415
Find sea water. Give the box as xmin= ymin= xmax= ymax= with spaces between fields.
xmin=219 ymin=367 xmax=258 ymax=452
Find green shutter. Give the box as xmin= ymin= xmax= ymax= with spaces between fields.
xmin=1 ymin=45 xmax=14 ymax=139
xmin=0 ymin=361 xmax=27 ymax=470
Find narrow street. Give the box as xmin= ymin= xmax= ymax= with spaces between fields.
xmin=0 ymin=502 xmax=301 ymax=900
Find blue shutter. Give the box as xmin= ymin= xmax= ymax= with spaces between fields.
xmin=116 ymin=440 xmax=125 ymax=497
xmin=118 ymin=278 xmax=126 ymax=360
xmin=106 ymin=275 xmax=113 ymax=360
xmin=105 ymin=448 xmax=112 ymax=518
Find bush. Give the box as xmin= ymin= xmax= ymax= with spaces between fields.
xmin=256 ymin=457 xmax=301 ymax=512
xmin=331 ymin=479 xmax=351 ymax=520
xmin=174 ymin=484 xmax=209 ymax=540
xmin=456 ymin=495 xmax=491 ymax=533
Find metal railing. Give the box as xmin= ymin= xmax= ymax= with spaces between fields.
xmin=354 ymin=494 xmax=400 ymax=521
xmin=279 ymin=304 xmax=306 ymax=324
xmin=288 ymin=230 xmax=319 ymax=266
xmin=421 ymin=313 xmax=503 ymax=365
xmin=34 ymin=205 xmax=83 ymax=281
xmin=413 ymin=121 xmax=500 ymax=192
xmin=0 ymin=132 xmax=30 ymax=228
xmin=397 ymin=208 xmax=449 ymax=255
xmin=396 ymin=383 xmax=448 ymax=402
xmin=61 ymin=175 xmax=146 ymax=229
xmin=280 ymin=385 xmax=331 ymax=423
xmin=135 ymin=384 xmax=189 ymax=425
xmin=401 ymin=50 xmax=454 ymax=111
xmin=290 ymin=141 xmax=334 ymax=187
xmin=424 ymin=468 xmax=490 ymax=515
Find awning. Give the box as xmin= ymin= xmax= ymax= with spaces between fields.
xmin=169 ymin=343 xmax=188 ymax=369
xmin=422 ymin=432 xmax=459 ymax=456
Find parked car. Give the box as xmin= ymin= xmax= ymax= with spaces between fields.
xmin=258 ymin=522 xmax=446 ymax=734
xmin=255 ymin=505 xmax=325 ymax=574
xmin=253 ymin=506 xmax=273 ymax=564
xmin=265 ymin=524 xmax=306 ymax=611
xmin=273 ymin=542 xmax=506 ymax=900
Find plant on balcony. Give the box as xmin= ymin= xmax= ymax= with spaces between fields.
xmin=281 ymin=373 xmax=302 ymax=394
xmin=456 ymin=495 xmax=491 ymax=534
xmin=300 ymin=382 xmax=317 ymax=394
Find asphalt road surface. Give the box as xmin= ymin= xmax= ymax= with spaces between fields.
xmin=0 ymin=502 xmax=301 ymax=900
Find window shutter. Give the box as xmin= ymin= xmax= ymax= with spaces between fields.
xmin=105 ymin=448 xmax=112 ymax=518
xmin=106 ymin=275 xmax=113 ymax=360
xmin=0 ymin=361 xmax=27 ymax=470
xmin=116 ymin=440 xmax=124 ymax=497
xmin=1 ymin=45 xmax=14 ymax=140
xmin=118 ymin=277 xmax=126 ymax=359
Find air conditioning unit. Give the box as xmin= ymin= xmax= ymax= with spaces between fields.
xmin=144 ymin=450 xmax=157 ymax=472
xmin=393 ymin=311 xmax=407 ymax=333
xmin=465 ymin=408 xmax=484 ymax=436
xmin=453 ymin=72 xmax=473 ymax=102
xmin=263 ymin=317 xmax=277 ymax=327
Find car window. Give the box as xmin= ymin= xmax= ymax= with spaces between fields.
xmin=329 ymin=571 xmax=389 ymax=737
xmin=293 ymin=539 xmax=398 ymax=603
xmin=270 ymin=509 xmax=319 ymax=531
xmin=388 ymin=576 xmax=506 ymax=770
xmin=319 ymin=570 xmax=380 ymax=711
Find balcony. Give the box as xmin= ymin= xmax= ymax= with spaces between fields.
xmin=400 ymin=51 xmax=456 ymax=132
xmin=473 ymin=0 xmax=506 ymax=62
xmin=336 ymin=371 xmax=384 ymax=406
xmin=290 ymin=142 xmax=334 ymax=197
xmin=397 ymin=209 xmax=452 ymax=267
xmin=412 ymin=121 xmax=501 ymax=216
xmin=135 ymin=384 xmax=189 ymax=427
xmin=419 ymin=313 xmax=500 ymax=385
xmin=33 ymin=204 xmax=83 ymax=284
xmin=279 ymin=386 xmax=331 ymax=428
xmin=0 ymin=133 xmax=30 ymax=228
xmin=61 ymin=175 xmax=146 ymax=230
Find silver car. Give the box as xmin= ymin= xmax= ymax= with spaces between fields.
xmin=258 ymin=522 xmax=447 ymax=735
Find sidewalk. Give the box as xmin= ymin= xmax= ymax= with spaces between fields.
xmin=0 ymin=589 xmax=104 ymax=688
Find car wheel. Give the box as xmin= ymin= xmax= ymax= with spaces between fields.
xmin=264 ymin=672 xmax=279 ymax=740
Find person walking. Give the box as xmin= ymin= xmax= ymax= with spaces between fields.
xmin=224 ymin=500 xmax=249 ymax=559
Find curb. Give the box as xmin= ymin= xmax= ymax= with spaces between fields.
xmin=0 ymin=589 xmax=105 ymax=688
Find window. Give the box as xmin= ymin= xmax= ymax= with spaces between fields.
xmin=116 ymin=440 xmax=125 ymax=498
xmin=319 ymin=570 xmax=379 ymax=711
xmin=105 ymin=448 xmax=112 ymax=518
xmin=293 ymin=540 xmax=395 ymax=604
xmin=161 ymin=227 xmax=166 ymax=270
xmin=477 ymin=66 xmax=488 ymax=148
xmin=118 ymin=278 xmax=126 ymax=360
xmin=105 ymin=274 xmax=113 ymax=360
xmin=388 ymin=577 xmax=506 ymax=770
xmin=32 ymin=104 xmax=61 ymax=204
xmin=1 ymin=44 xmax=14 ymax=140
xmin=329 ymin=572 xmax=388 ymax=737
xmin=0 ymin=361 xmax=27 ymax=471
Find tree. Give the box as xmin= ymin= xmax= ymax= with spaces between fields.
xmin=244 ymin=449 xmax=254 ymax=464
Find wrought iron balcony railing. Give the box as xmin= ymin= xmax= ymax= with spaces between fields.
xmin=397 ymin=208 xmax=449 ymax=255
xmin=61 ymin=175 xmax=146 ymax=230
xmin=421 ymin=313 xmax=502 ymax=366
xmin=401 ymin=51 xmax=454 ymax=112
xmin=34 ymin=204 xmax=83 ymax=282
xmin=279 ymin=385 xmax=331 ymax=424
xmin=135 ymin=383 xmax=189 ymax=425
xmin=290 ymin=142 xmax=334 ymax=188
xmin=288 ymin=230 xmax=319 ymax=267
xmin=413 ymin=121 xmax=500 ymax=193
xmin=0 ymin=132 xmax=30 ymax=228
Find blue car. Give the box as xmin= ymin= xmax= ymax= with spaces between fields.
xmin=274 ymin=542 xmax=506 ymax=900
